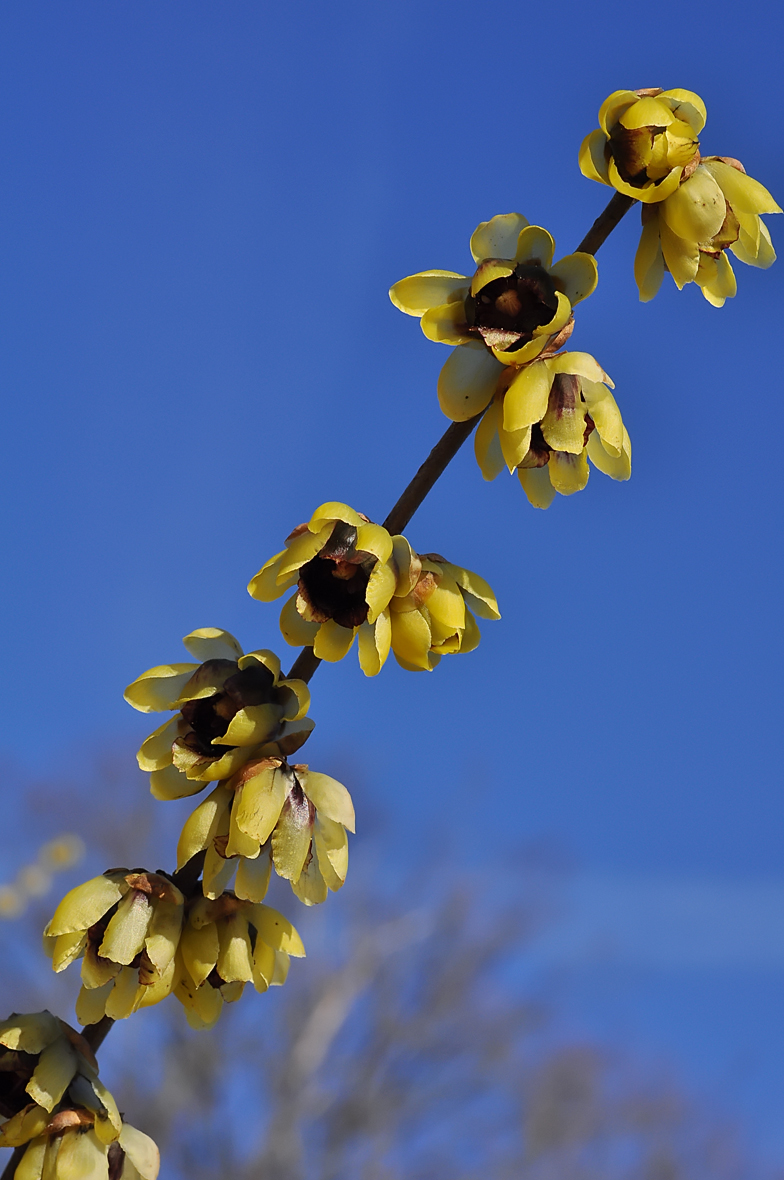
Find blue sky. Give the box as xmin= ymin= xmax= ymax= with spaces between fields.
xmin=1 ymin=0 xmax=783 ymax=1164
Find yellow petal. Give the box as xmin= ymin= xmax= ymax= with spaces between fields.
xmin=437 ymin=343 xmax=502 ymax=421
xmin=0 ymin=1012 xmax=60 ymax=1054
xmin=234 ymin=763 xmax=288 ymax=844
xmin=251 ymin=936 xmax=275 ymax=990
xmin=659 ymin=88 xmax=707 ymax=134
xmin=217 ymin=913 xmax=254 ymax=984
xmin=308 ymin=501 xmax=363 ymax=531
xmin=313 ymin=619 xmax=356 ymax=662
xmin=226 ymin=798 xmax=260 ymax=859
xmin=578 ymin=128 xmax=610 ymax=185
xmin=634 ymin=214 xmax=665 ymax=302
xmin=181 ymin=628 xmax=243 ymax=663
xmin=14 ymin=1136 xmax=47 ymax=1178
xmin=619 ymin=96 xmax=675 ymax=129
xmin=697 ymin=250 xmax=737 ymax=306
xmin=249 ymin=904 xmax=306 ymax=957
xmin=608 ymin=157 xmax=682 ymax=203
xmin=149 ymin=763 xmax=205 ymax=801
xmin=420 ymin=301 xmax=472 ymax=345
xmin=548 ymin=449 xmax=590 ymax=495
xmin=470 ymin=212 xmax=529 ymax=263
xmin=50 ymin=930 xmax=87 ymax=972
xmin=26 ymin=1039 xmax=77 ymax=1112
xmin=389 ymin=270 xmax=469 ymax=315
xmin=540 ymin=377 xmax=587 ymax=454
xmin=47 ymin=875 xmax=125 ymax=937
xmin=702 ymin=159 xmax=781 ymax=215
xmin=105 ymin=966 xmax=144 ymax=1020
xmin=235 ymin=844 xmax=272 ymax=903
xmin=474 ymin=398 xmax=505 ymax=481
xmin=277 ymin=523 xmax=333 ymax=577
xmin=315 ymin=814 xmax=349 ymax=884
xmin=237 ymin=648 xmax=281 ymax=681
xmin=458 ymin=609 xmax=481 ymax=654
xmin=271 ymin=794 xmax=313 ymax=882
xmin=247 ymin=550 xmax=296 ymax=602
xmin=661 ymin=167 xmax=726 ymax=242
xmin=144 ymin=901 xmax=183 ymax=975
xmin=137 ymin=716 xmax=178 ymax=773
xmin=587 ymin=428 xmax=632 ymax=481
xmin=177 ymin=784 xmax=232 ymax=869
xmin=598 ymin=90 xmax=639 ymax=135
xmin=439 ymin=562 xmax=500 ymax=620
xmin=546 ymin=351 xmax=613 ymax=388
xmin=580 ymin=380 xmax=625 ymax=456
xmin=180 ymin=921 xmax=219 ymax=988
xmin=75 ymin=982 xmax=112 ymax=1026
xmin=357 ymin=611 xmax=391 ymax=677
xmin=731 ymin=215 xmax=776 ymax=269
xmin=365 ymin=560 xmax=397 ymax=623
xmin=491 ymin=332 xmax=548 ymax=367
xmin=426 ymin=574 xmax=465 ymax=633
xmin=518 ymin=465 xmax=555 ymax=509
xmin=279 ymin=592 xmax=319 ymax=646
xmin=219 ymin=703 xmax=280 ymax=747
xmin=389 ymin=608 xmax=432 ymax=671
xmin=659 ymin=218 xmax=699 ymax=288
xmin=502 ymin=362 xmax=552 ymax=432
xmin=514 ymin=225 xmax=555 ymax=269
xmin=390 ymin=536 xmax=421 ymax=597
xmin=117 ymin=1125 xmax=160 ymax=1180
xmin=99 ymin=891 xmax=151 ymax=965
xmin=355 ymin=522 xmax=393 ymax=564
xmin=56 ymin=1128 xmax=108 ymax=1180
xmin=300 ymin=770 xmax=355 ymax=831
xmin=123 ymin=664 xmax=199 ymax=714
xmin=549 ymin=252 xmax=598 ymax=306
xmin=290 ymin=854 xmax=329 ymax=906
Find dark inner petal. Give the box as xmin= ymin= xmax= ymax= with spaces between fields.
xmin=298 ymin=522 xmax=376 ymax=629
xmin=465 ymin=265 xmax=559 ymax=351
xmin=179 ymin=662 xmax=278 ymax=757
xmin=608 ymin=124 xmax=658 ymax=183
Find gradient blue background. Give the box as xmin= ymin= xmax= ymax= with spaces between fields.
xmin=1 ymin=0 xmax=783 ymax=1165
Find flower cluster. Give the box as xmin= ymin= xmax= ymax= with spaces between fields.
xmin=43 ymin=870 xmax=184 ymax=1025
xmin=175 ymin=894 xmax=305 ymax=1029
xmin=249 ymin=502 xmax=500 ymax=674
xmin=177 ymin=758 xmax=355 ymax=906
xmin=124 ymin=629 xmax=312 ymax=800
xmin=390 ymin=214 xmax=597 ymax=422
xmin=580 ymin=88 xmax=780 ymax=304
xmin=0 ymin=1010 xmax=158 ymax=1180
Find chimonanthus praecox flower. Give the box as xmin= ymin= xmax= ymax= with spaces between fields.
xmin=0 ymin=1009 xmax=159 ymax=1180
xmin=177 ymin=758 xmax=355 ymax=905
xmin=43 ymin=870 xmax=184 ymax=1025
xmin=124 ymin=629 xmax=312 ymax=801
xmin=473 ymin=352 xmax=631 ymax=508
xmin=174 ymin=893 xmax=304 ymax=1029
xmin=579 ymin=88 xmax=780 ymax=305
xmin=389 ymin=214 xmax=597 ymax=421
xmin=249 ymin=502 xmax=500 ymax=675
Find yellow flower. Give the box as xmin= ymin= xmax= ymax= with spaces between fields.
xmin=473 ymin=353 xmax=631 ymax=509
xmin=0 ymin=1009 xmax=158 ymax=1179
xmin=174 ymin=893 xmax=305 ymax=1030
xmin=250 ymin=504 xmax=500 ymax=674
xmin=387 ymin=546 xmax=500 ymax=671
xmin=389 ymin=214 xmax=597 ymax=422
xmin=124 ymin=628 xmax=312 ymax=801
xmin=579 ymin=88 xmax=704 ymax=203
xmin=249 ymin=503 xmax=398 ymax=676
xmin=177 ymin=758 xmax=355 ymax=906
xmin=635 ymin=156 xmax=780 ymax=305
xmin=43 ymin=870 xmax=184 ymax=1024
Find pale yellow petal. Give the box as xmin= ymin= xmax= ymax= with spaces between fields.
xmin=659 ymin=218 xmax=699 ymax=288
xmin=247 ymin=550 xmax=296 ymax=602
xmin=123 ymin=664 xmax=199 ymax=714
xmin=545 ymin=351 xmax=613 ymax=388
xmin=308 ymin=502 xmax=363 ymax=531
xmin=598 ymin=90 xmax=639 ymax=135
xmin=549 ymin=252 xmax=598 ymax=305
xmin=56 ymin=1128 xmax=108 ymax=1180
xmin=118 ymin=1125 xmax=160 ymax=1180
xmin=420 ymin=301 xmax=472 ymax=345
xmin=279 ymin=592 xmax=319 ymax=646
xmin=181 ymin=628 xmax=243 ymax=663
xmin=502 ymin=361 xmax=552 ymax=432
xmin=0 ymin=1012 xmax=60 ymax=1054
xmin=365 ymin=560 xmax=397 ymax=624
xmin=177 ymin=784 xmax=232 ymax=869
xmin=99 ymin=891 xmax=151 ymax=966
xmin=514 ymin=225 xmax=555 ymax=269
xmin=470 ymin=212 xmax=529 ymax=263
xmin=277 ymin=523 xmax=333 ymax=577
xmin=313 ymin=619 xmax=356 ymax=662
xmin=517 ymin=465 xmax=555 ymax=509
xmin=659 ymin=88 xmax=707 ymax=134
xmin=50 ymin=930 xmax=87 ymax=972
xmin=634 ymin=213 xmax=665 ymax=301
xmin=234 ymin=763 xmax=288 ymax=844
xmin=439 ymin=563 xmax=500 ymax=620
xmin=540 ymin=379 xmax=588 ymax=455
xmin=47 ymin=876 xmax=124 ymax=937
xmin=271 ymin=795 xmax=313 ymax=882
xmin=548 ymin=449 xmax=590 ymax=495
xmin=136 ymin=716 xmax=178 ymax=773
xmin=578 ymin=128 xmax=610 ymax=185
xmin=219 ymin=703 xmax=280 ymax=748
xmin=149 ymin=763 xmax=205 ymax=801
xmin=181 ymin=921 xmax=219 ymax=988
xmin=390 ymin=607 xmax=433 ymax=670
xmin=144 ymin=901 xmax=183 ymax=975
xmin=702 ymin=160 xmax=781 ymax=215
xmin=299 ymin=770 xmax=355 ymax=832
xmin=26 ymin=1039 xmax=77 ymax=1112
xmin=580 ymin=380 xmax=624 ymax=456
xmin=235 ymin=844 xmax=272 ymax=903
xmin=661 ymin=167 xmax=726 ymax=242
xmin=104 ymin=966 xmax=144 ymax=1020
xmin=355 ymin=522 xmax=394 ymax=563
xmin=74 ymin=982 xmax=112 ymax=1027
xmin=587 ymin=428 xmax=632 ymax=481
xmin=474 ymin=398 xmax=505 ymax=481
xmin=437 ymin=343 xmax=502 ymax=421
xmin=249 ymin=905 xmax=306 ymax=957
xmin=389 ymin=271 xmax=468 ymax=316
xmin=217 ymin=913 xmax=254 ymax=983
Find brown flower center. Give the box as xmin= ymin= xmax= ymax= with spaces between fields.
xmin=298 ymin=521 xmax=376 ymax=629
xmin=180 ymin=661 xmax=277 ymax=757
xmin=465 ymin=264 xmax=559 ymax=351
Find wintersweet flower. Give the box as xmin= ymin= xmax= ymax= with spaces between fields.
xmin=387 ymin=543 xmax=500 ymax=671
xmin=174 ymin=893 xmax=305 ymax=1029
xmin=474 ymin=353 xmax=631 ymax=509
xmin=124 ymin=628 xmax=312 ymax=801
xmin=43 ymin=870 xmax=184 ymax=1025
xmin=177 ymin=759 xmax=355 ymax=906
xmin=0 ymin=1009 xmax=159 ymax=1180
xmin=579 ymin=88 xmax=704 ymax=203
xmin=635 ymin=156 xmax=780 ymax=305
xmin=389 ymin=214 xmax=597 ymax=422
xmin=250 ymin=502 xmax=398 ymax=676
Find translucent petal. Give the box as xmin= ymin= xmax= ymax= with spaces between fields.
xmin=437 ymin=343 xmax=502 ymax=421
xmin=75 ymin=982 xmax=112 ymax=1027
xmin=235 ymin=764 xmax=287 ymax=844
xmin=731 ymin=216 xmax=776 ymax=269
xmin=355 ymin=522 xmax=394 ymax=564
xmin=388 ymin=270 xmax=469 ymax=316
xmin=15 ymin=1136 xmax=47 ymax=1179
xmin=549 ymin=252 xmax=598 ymax=306
xmin=271 ymin=796 xmax=313 ymax=882
xmin=105 ymin=967 xmax=143 ymax=1020
xmin=357 ymin=611 xmax=391 ymax=677
xmin=291 ymin=854 xmax=329 ymax=906
xmin=514 ymin=225 xmax=555 ymax=269
xmin=548 ymin=449 xmax=590 ymax=495
xmin=123 ymin=665 xmax=199 ymax=714
xmin=50 ymin=931 xmax=87 ymax=972
xmin=661 ymin=168 xmax=726 ymax=242
xmin=99 ymin=891 xmax=152 ymax=966
xmin=181 ymin=628 xmax=243 ymax=663
xmin=0 ymin=1012 xmax=60 ymax=1054
xmin=470 ymin=212 xmax=529 ymax=263
xmin=608 ymin=157 xmax=682 ymax=204
xmin=226 ymin=801 xmax=260 ymax=859
xmin=491 ymin=332 xmax=548 ymax=368
xmin=278 ymin=524 xmax=333 ymax=577
xmin=619 ymin=96 xmax=675 ymax=129
xmin=660 ymin=89 xmax=707 ymax=134
xmin=47 ymin=876 xmax=124 ymax=937
xmin=145 ymin=900 xmax=183 ymax=975
xmin=391 ymin=536 xmax=421 ymax=597
xmin=220 ymin=703 xmax=280 ymax=748
xmin=365 ymin=560 xmax=397 ymax=624
xmin=279 ymin=592 xmax=319 ymax=646
xmin=540 ymin=380 xmax=588 ymax=455
xmin=517 ymin=465 xmax=555 ymax=509
xmin=546 ymin=351 xmax=613 ymax=388
xmin=698 ymin=250 xmax=737 ymax=306
xmin=313 ymin=619 xmax=356 ymax=662
xmin=26 ymin=1039 xmax=77 ymax=1112
xmin=308 ymin=501 xmax=363 ymax=531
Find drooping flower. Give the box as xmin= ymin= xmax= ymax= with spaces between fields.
xmin=43 ymin=870 xmax=184 ymax=1025
xmin=471 ymin=352 xmax=631 ymax=507
xmin=635 ymin=156 xmax=780 ymax=305
xmin=579 ymin=88 xmax=704 ymax=204
xmin=249 ymin=504 xmax=500 ymax=675
xmin=174 ymin=893 xmax=305 ymax=1029
xmin=387 ymin=543 xmax=500 ymax=671
xmin=249 ymin=503 xmax=399 ymax=676
xmin=176 ymin=758 xmax=355 ymax=906
xmin=124 ymin=629 xmax=312 ymax=801
xmin=389 ymin=214 xmax=597 ymax=422
xmin=0 ymin=1009 xmax=159 ymax=1180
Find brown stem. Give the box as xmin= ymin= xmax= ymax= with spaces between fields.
xmin=575 ymin=191 xmax=635 ymax=255
xmin=82 ymin=1015 xmax=115 ymax=1052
